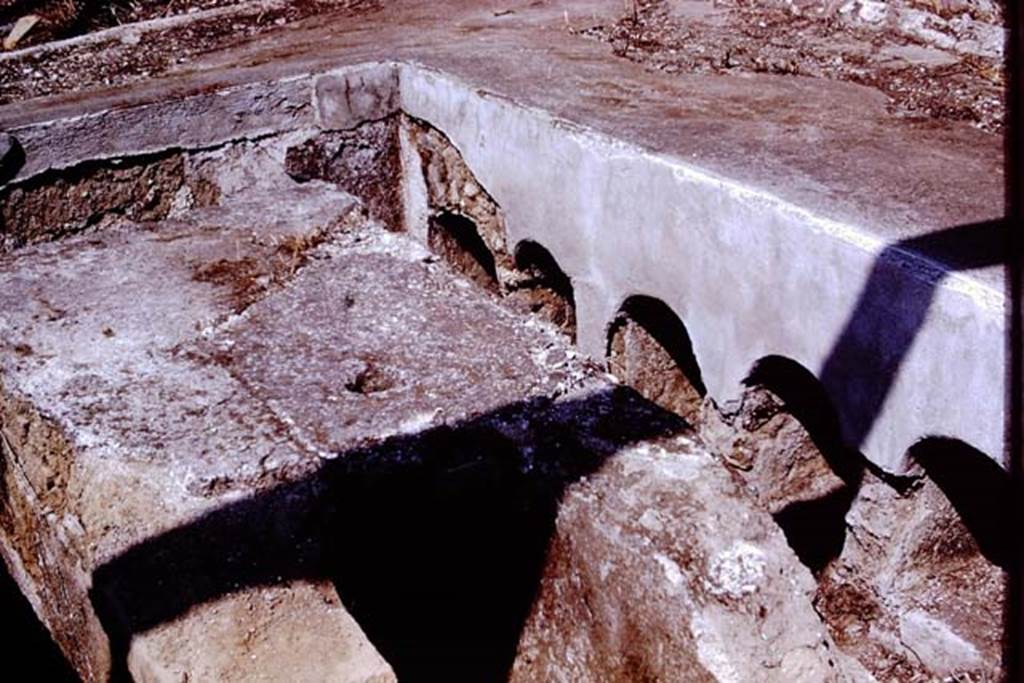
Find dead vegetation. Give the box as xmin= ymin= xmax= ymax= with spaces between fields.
xmin=583 ymin=0 xmax=1005 ymax=131
xmin=0 ymin=0 xmax=382 ymax=103
xmin=0 ymin=0 xmax=242 ymax=48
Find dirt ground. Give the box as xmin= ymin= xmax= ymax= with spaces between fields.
xmin=0 ymin=0 xmax=244 ymax=45
xmin=0 ymin=0 xmax=381 ymax=103
xmin=0 ymin=0 xmax=1008 ymax=133
xmin=581 ymin=0 xmax=1006 ymax=131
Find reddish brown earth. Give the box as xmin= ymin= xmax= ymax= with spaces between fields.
xmin=0 ymin=2 xmax=1009 ymax=680
xmin=581 ymin=0 xmax=1006 ymax=131
xmin=0 ymin=0 xmax=382 ymax=103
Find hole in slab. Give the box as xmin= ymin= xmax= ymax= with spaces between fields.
xmin=606 ymin=295 xmax=705 ymax=424
xmin=509 ymin=240 xmax=577 ymax=340
xmin=428 ymin=212 xmax=499 ymax=291
xmin=345 ymin=360 xmax=396 ymax=395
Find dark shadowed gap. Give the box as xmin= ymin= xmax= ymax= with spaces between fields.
xmin=511 ymin=240 xmax=577 ymax=340
xmin=327 ymin=428 xmax=539 ymax=682
xmin=88 ymin=386 xmax=687 ymax=681
xmin=908 ymin=437 xmax=1011 ymax=571
xmin=771 ymin=488 xmax=858 ymax=575
xmin=428 ymin=212 xmax=500 ymax=291
xmin=744 ymin=355 xmax=863 ymax=573
xmin=0 ymin=134 xmax=24 ymax=184
xmin=608 ymin=295 xmax=706 ymax=397
xmin=1005 ymin=0 xmax=1024 ymax=674
xmin=0 ymin=560 xmax=78 ymax=682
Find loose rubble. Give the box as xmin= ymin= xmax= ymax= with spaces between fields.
xmin=583 ymin=0 xmax=1006 ymax=131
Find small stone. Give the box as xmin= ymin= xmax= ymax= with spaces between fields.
xmin=856 ymin=0 xmax=888 ymax=24
xmin=3 ymin=14 xmax=40 ymax=51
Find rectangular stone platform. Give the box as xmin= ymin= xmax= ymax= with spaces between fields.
xmin=0 ymin=3 xmax=1006 ymax=679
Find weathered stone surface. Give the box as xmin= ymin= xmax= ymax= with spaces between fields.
xmin=315 ymin=63 xmax=401 ymax=131
xmin=0 ymin=7 xmax=1005 ymax=471
xmin=607 ymin=299 xmax=705 ymax=425
xmin=0 ymin=128 xmax=609 ymax=679
xmin=701 ymin=378 xmax=1006 ymax=679
xmin=126 ymin=576 xmax=396 ymax=683
xmin=6 ymin=75 xmax=317 ymax=181
xmin=285 ymin=118 xmax=403 ymax=231
xmin=397 ymin=52 xmax=1004 ymax=474
xmin=0 ymin=9 xmax=1007 ymax=676
xmin=511 ymin=438 xmax=856 ymax=683
xmin=403 ymin=116 xmax=513 ymax=280
xmin=699 ymin=385 xmax=848 ymax=516
xmin=191 ymin=227 xmax=595 ymax=457
xmin=0 ymin=153 xmax=187 ymax=252
xmin=0 ymin=140 xmax=382 ymax=678
xmin=816 ymin=453 xmax=1007 ymax=681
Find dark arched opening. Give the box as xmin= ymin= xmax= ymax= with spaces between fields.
xmin=606 ymin=295 xmax=705 ymax=424
xmin=745 ymin=355 xmax=853 ymax=482
xmin=428 ymin=211 xmax=499 ymax=291
xmin=908 ymin=437 xmax=1009 ymax=570
xmin=743 ymin=355 xmax=861 ymax=574
xmin=509 ymin=240 xmax=577 ymax=340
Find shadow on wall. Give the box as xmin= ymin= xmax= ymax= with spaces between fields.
xmin=818 ymin=219 xmax=1004 ymax=452
xmin=740 ymin=220 xmax=1008 ymax=575
xmin=89 ymin=386 xmax=687 ymax=682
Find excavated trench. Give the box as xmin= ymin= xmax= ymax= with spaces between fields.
xmin=0 ymin=71 xmax=1009 ymax=682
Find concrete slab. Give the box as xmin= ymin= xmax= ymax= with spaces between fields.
xmin=0 ymin=178 xmax=383 ymax=679
xmin=0 ymin=3 xmax=1008 ymax=677
xmin=1 ymin=0 xmax=1001 ymax=240
xmin=0 ymin=152 xmax=590 ymax=678
xmin=0 ymin=0 xmax=1004 ymax=471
